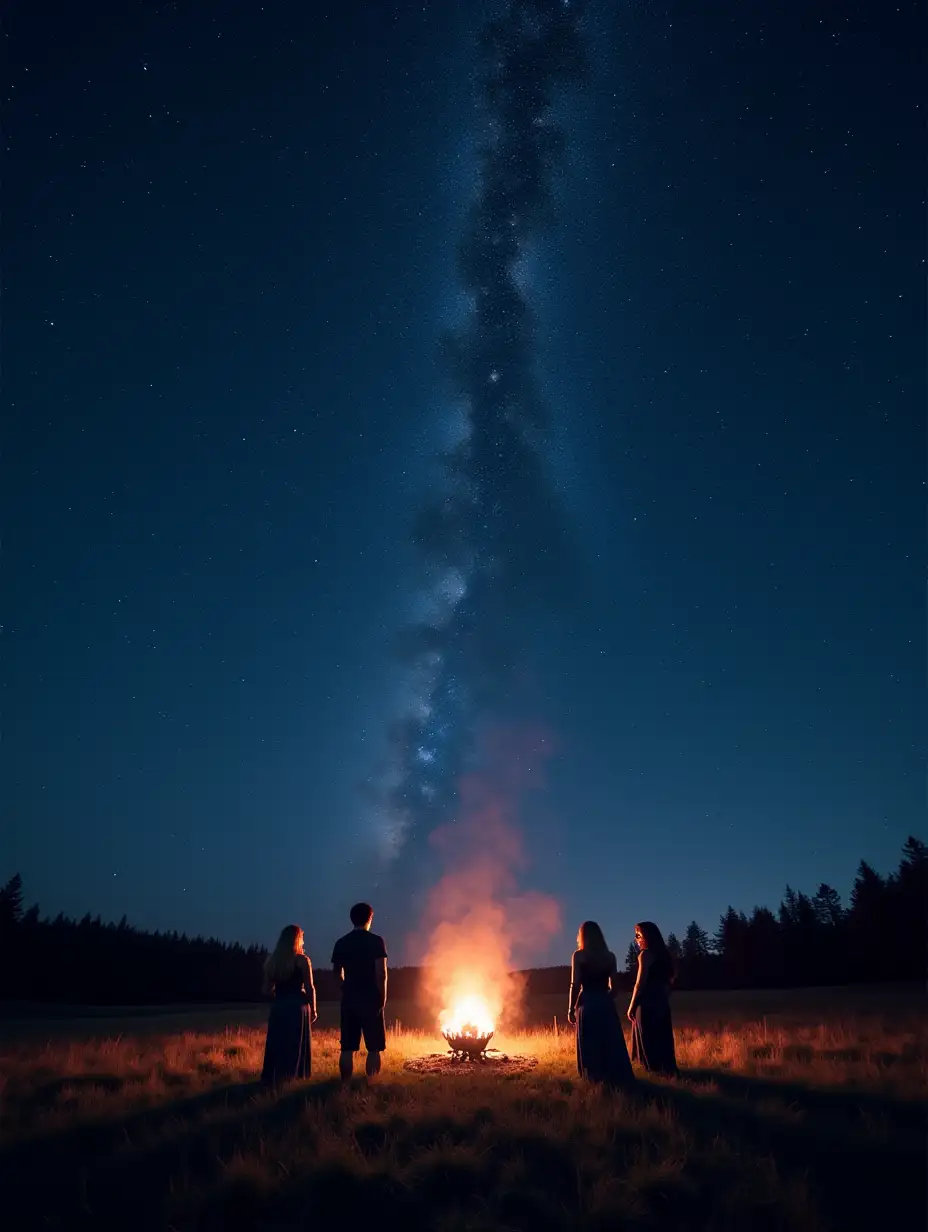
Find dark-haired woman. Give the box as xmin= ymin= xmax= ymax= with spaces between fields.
xmin=260 ymin=925 xmax=317 ymax=1086
xmin=567 ymin=921 xmax=635 ymax=1088
xmin=628 ymin=920 xmax=677 ymax=1076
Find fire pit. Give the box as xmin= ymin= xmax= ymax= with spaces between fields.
xmin=441 ymin=1024 xmax=495 ymax=1061
xmin=404 ymin=989 xmax=537 ymax=1075
xmin=437 ymin=993 xmax=498 ymax=1061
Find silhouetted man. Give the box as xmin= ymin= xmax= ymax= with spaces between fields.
xmin=331 ymin=901 xmax=388 ymax=1081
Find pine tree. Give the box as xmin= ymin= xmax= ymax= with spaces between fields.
xmin=901 ymin=834 xmax=927 ymax=865
xmin=849 ymin=860 xmax=887 ymax=978
xmin=745 ymin=906 xmax=782 ymax=986
xmin=714 ymin=906 xmax=749 ymax=985
xmin=813 ymin=883 xmax=844 ymax=928
xmin=849 ymin=861 xmax=885 ymax=914
xmin=682 ymin=921 xmax=710 ymax=960
xmin=795 ymin=891 xmax=818 ymax=931
xmin=713 ymin=906 xmax=742 ymax=953
xmin=778 ymin=885 xmax=800 ymax=928
xmin=624 ymin=942 xmax=638 ymax=974
xmin=679 ymin=921 xmax=712 ymax=987
xmin=811 ymin=883 xmax=847 ymax=982
xmin=0 ymin=873 xmax=24 ymax=931
xmin=894 ymin=836 xmax=927 ymax=979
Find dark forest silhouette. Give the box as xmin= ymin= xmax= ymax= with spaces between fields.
xmin=0 ymin=837 xmax=923 ymax=1006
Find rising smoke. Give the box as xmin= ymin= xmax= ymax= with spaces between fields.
xmin=376 ymin=0 xmax=588 ymax=862
xmin=414 ymin=726 xmax=563 ymax=1029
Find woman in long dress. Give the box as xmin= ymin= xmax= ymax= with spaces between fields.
xmin=567 ymin=921 xmax=635 ymax=1088
xmin=627 ymin=920 xmax=677 ymax=1076
xmin=260 ymin=924 xmax=317 ymax=1086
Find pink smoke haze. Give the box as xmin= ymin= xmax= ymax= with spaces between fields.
xmin=415 ymin=726 xmax=562 ymax=1031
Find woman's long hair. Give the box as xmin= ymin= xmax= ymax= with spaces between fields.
xmin=636 ymin=920 xmax=676 ymax=984
xmin=577 ymin=920 xmax=610 ymax=960
xmin=264 ymin=924 xmax=304 ymax=985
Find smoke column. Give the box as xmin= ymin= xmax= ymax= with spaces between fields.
xmin=415 ymin=726 xmax=562 ymax=1029
xmin=375 ymin=0 xmax=587 ymax=864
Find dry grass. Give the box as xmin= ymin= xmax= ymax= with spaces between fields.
xmin=0 ymin=994 xmax=925 ymax=1231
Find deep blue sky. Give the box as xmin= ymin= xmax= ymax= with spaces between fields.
xmin=4 ymin=0 xmax=924 ymax=964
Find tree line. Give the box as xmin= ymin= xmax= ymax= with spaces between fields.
xmin=616 ymin=835 xmax=926 ymax=991
xmin=0 ymin=887 xmax=268 ymax=1005
xmin=0 ymin=837 xmax=923 ymax=1006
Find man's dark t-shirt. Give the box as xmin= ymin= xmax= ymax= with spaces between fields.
xmin=331 ymin=929 xmax=387 ymax=1010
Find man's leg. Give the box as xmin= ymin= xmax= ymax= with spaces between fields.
xmin=340 ymin=1006 xmax=360 ymax=1082
xmin=363 ymin=1008 xmax=387 ymax=1079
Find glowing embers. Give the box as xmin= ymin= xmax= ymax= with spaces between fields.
xmin=440 ymin=993 xmax=495 ymax=1061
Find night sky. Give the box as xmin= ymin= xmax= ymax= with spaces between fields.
xmin=5 ymin=0 xmax=924 ymax=965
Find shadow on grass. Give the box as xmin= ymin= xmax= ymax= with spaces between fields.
xmin=0 ymin=1077 xmax=345 ymax=1230
xmin=683 ymin=1065 xmax=927 ymax=1130
xmin=27 ymin=1072 xmax=128 ymax=1104
xmin=3 ymin=1069 xmax=926 ymax=1232
xmin=652 ymin=1068 xmax=927 ymax=1230
xmin=4 ymin=1079 xmax=263 ymax=1150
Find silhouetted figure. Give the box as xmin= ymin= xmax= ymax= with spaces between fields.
xmin=628 ymin=920 xmax=677 ymax=1076
xmin=260 ymin=924 xmax=316 ymax=1086
xmin=568 ymin=920 xmax=635 ymax=1088
xmin=331 ymin=901 xmax=388 ymax=1081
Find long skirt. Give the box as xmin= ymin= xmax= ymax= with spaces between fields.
xmin=261 ymin=995 xmax=312 ymax=1085
xmin=631 ymin=993 xmax=677 ymax=1076
xmin=576 ymin=990 xmax=635 ymax=1087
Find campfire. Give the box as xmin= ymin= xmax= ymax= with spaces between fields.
xmin=403 ymin=984 xmax=537 ymax=1075
xmin=439 ymin=993 xmax=495 ymax=1061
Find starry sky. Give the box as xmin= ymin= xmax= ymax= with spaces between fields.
xmin=4 ymin=0 xmax=924 ymax=964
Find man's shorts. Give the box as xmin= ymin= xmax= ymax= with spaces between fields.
xmin=340 ymin=1003 xmax=387 ymax=1052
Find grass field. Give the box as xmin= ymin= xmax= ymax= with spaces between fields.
xmin=1 ymin=987 xmax=925 ymax=1230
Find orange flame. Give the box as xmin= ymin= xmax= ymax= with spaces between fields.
xmin=440 ymin=992 xmax=495 ymax=1037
